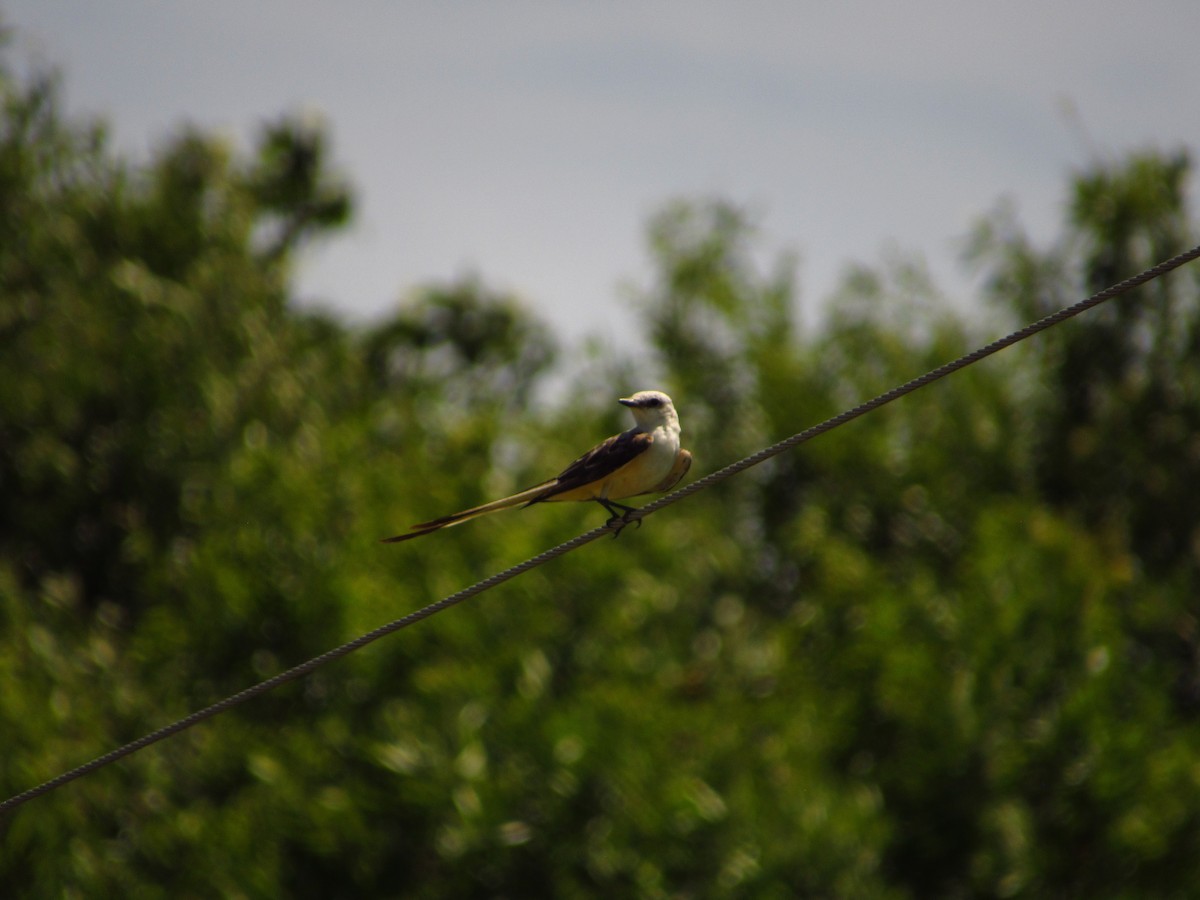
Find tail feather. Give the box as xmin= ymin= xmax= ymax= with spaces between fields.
xmin=380 ymin=481 xmax=557 ymax=543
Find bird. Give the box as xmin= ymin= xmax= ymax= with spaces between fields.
xmin=382 ymin=390 xmax=692 ymax=542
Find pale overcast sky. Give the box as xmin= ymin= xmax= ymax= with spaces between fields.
xmin=7 ymin=1 xmax=1200 ymax=347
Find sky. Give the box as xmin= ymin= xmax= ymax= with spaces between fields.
xmin=6 ymin=1 xmax=1200 ymax=349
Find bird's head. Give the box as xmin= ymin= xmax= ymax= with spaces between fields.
xmin=618 ymin=390 xmax=679 ymax=431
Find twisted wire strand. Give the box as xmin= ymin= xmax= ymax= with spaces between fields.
xmin=626 ymin=243 xmax=1200 ymax=523
xmin=3 ymin=243 xmax=1198 ymax=814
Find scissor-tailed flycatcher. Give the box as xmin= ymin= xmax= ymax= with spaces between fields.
xmin=382 ymin=390 xmax=692 ymax=542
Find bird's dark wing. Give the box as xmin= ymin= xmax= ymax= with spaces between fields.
xmin=527 ymin=429 xmax=652 ymax=504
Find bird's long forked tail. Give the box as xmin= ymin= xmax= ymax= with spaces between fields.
xmin=380 ymin=481 xmax=557 ymax=543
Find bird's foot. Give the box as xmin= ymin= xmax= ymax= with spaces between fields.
xmin=599 ymin=501 xmax=641 ymax=538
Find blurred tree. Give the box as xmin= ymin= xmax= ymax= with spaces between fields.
xmin=364 ymin=277 xmax=556 ymax=410
xmin=249 ymin=114 xmax=353 ymax=261
xmin=969 ymin=150 xmax=1200 ymax=573
xmin=969 ymin=150 xmax=1200 ymax=727
xmin=0 ymin=65 xmax=357 ymax=619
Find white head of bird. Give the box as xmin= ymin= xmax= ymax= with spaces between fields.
xmin=618 ymin=390 xmax=680 ymax=435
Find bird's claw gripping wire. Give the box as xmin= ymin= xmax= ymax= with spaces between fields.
xmin=598 ymin=500 xmax=642 ymax=538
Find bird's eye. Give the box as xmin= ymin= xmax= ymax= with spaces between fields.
xmin=646 ymin=397 xmax=662 ymax=407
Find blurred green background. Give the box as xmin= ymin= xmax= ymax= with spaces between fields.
xmin=2 ymin=42 xmax=1200 ymax=900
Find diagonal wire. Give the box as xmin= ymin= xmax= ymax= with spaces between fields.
xmin=3 ymin=243 xmax=1198 ymax=815
xmin=625 ymin=243 xmax=1200 ymax=524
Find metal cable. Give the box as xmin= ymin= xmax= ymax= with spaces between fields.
xmin=626 ymin=243 xmax=1200 ymax=523
xmin=3 ymin=243 xmax=1198 ymax=814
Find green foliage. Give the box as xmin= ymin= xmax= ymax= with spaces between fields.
xmin=968 ymin=150 xmax=1200 ymax=571
xmin=3 ymin=47 xmax=1200 ymax=899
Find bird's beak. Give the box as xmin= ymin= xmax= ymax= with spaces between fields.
xmin=618 ymin=397 xmax=637 ymax=407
